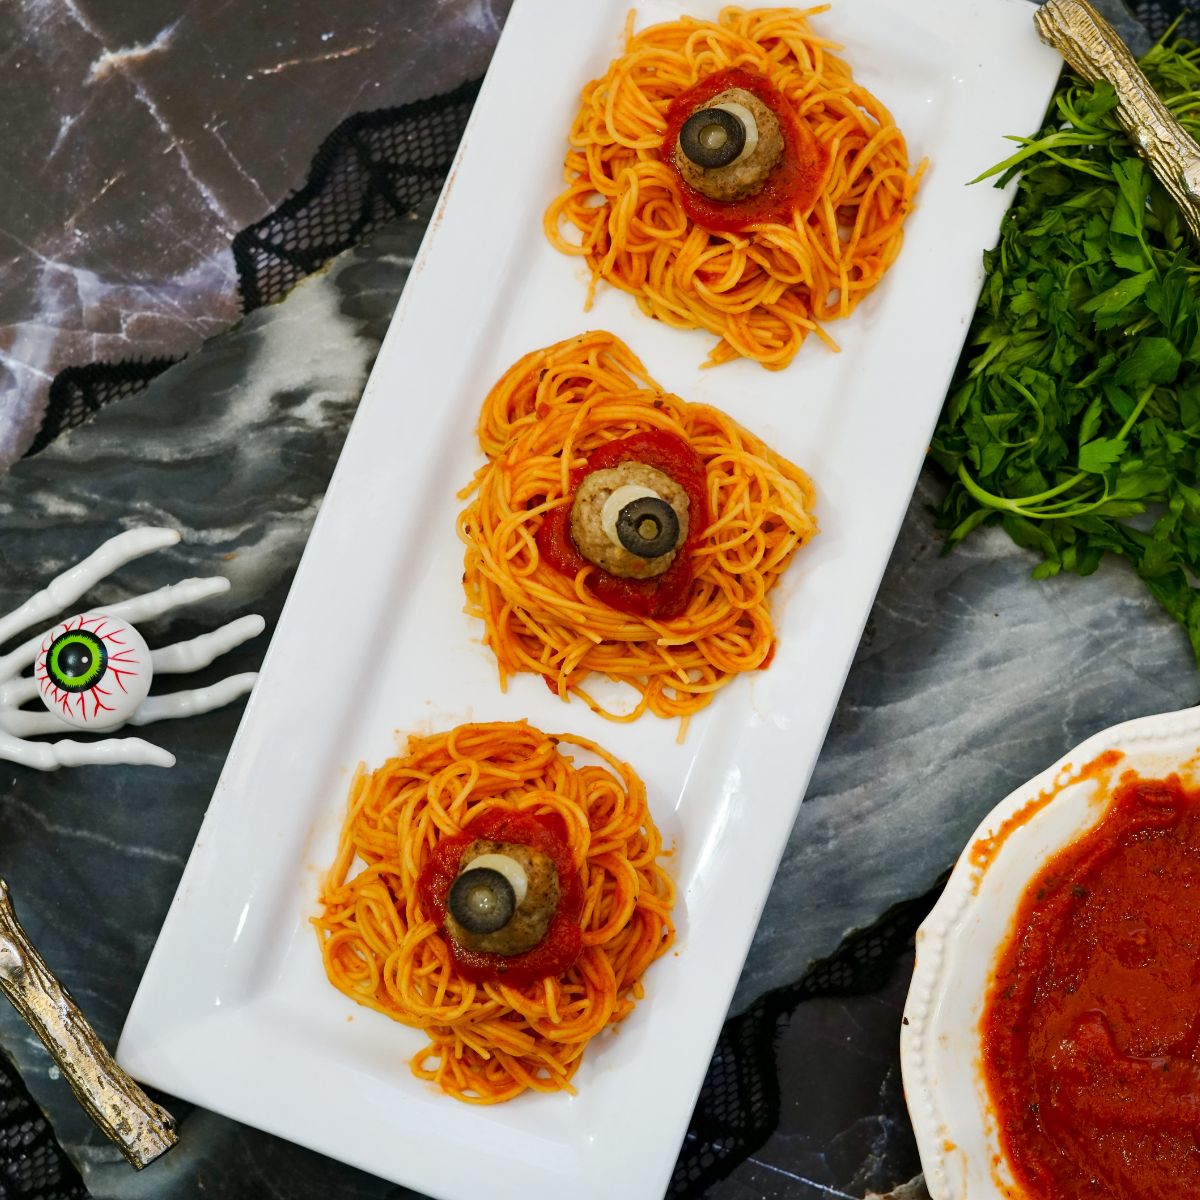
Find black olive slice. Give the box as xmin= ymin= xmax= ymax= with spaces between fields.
xmin=678 ymin=106 xmax=746 ymax=169
xmin=448 ymin=867 xmax=516 ymax=935
xmin=615 ymin=497 xmax=680 ymax=559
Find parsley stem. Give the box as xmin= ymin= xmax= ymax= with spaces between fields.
xmin=1040 ymin=150 xmax=1112 ymax=179
xmin=956 ymin=464 xmax=1084 ymax=511
xmin=968 ymin=132 xmax=1106 ymax=185
xmin=955 ymin=386 xmax=1154 ymax=521
xmin=1115 ymin=385 xmax=1156 ymax=440
xmin=954 ymin=464 xmax=1114 ymax=521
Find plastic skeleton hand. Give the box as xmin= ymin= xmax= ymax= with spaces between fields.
xmin=0 ymin=528 xmax=264 ymax=771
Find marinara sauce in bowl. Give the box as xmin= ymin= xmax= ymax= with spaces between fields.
xmin=902 ymin=707 xmax=1200 ymax=1200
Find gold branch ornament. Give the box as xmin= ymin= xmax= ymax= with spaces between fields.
xmin=0 ymin=881 xmax=176 ymax=1168
xmin=1035 ymin=0 xmax=1200 ymax=243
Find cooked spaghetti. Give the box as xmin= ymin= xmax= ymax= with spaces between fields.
xmin=314 ymin=721 xmax=674 ymax=1103
xmin=545 ymin=6 xmax=922 ymax=369
xmin=458 ymin=331 xmax=817 ymax=725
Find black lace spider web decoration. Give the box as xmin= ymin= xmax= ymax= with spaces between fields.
xmin=230 ymin=78 xmax=480 ymax=311
xmin=26 ymin=79 xmax=481 ymax=458
xmin=27 ymin=360 xmax=177 ymax=459
xmin=0 ymin=1046 xmax=92 ymax=1200
xmin=668 ymin=884 xmax=941 ymax=1197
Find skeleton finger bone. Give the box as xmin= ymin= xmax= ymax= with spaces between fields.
xmin=101 ymin=576 xmax=230 ymax=625
xmin=1 ymin=631 xmax=58 ymax=680
xmin=0 ymin=710 xmax=74 ymax=738
xmin=150 ymin=616 xmax=266 ymax=675
xmin=0 ymin=529 xmax=179 ymax=648
xmin=0 ymin=731 xmax=175 ymax=771
xmin=126 ymin=673 xmax=258 ymax=726
xmin=0 ymin=678 xmax=40 ymax=709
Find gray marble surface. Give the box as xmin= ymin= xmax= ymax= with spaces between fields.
xmin=732 ymin=472 xmax=1200 ymax=1010
xmin=2 ymin=200 xmax=1198 ymax=1198
xmin=0 ymin=0 xmax=510 ymax=467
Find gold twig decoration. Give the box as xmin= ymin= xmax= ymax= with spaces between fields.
xmin=0 ymin=880 xmax=176 ymax=1169
xmin=1035 ymin=0 xmax=1200 ymax=242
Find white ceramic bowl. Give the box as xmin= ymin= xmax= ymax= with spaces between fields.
xmin=900 ymin=704 xmax=1200 ymax=1199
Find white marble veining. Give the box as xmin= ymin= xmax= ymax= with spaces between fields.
xmin=0 ymin=0 xmax=512 ymax=467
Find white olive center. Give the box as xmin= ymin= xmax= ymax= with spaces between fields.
xmin=463 ymin=853 xmax=528 ymax=906
xmin=712 ymin=102 xmax=759 ymax=164
xmin=601 ymin=484 xmax=661 ymax=549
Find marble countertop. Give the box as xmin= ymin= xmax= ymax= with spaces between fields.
xmin=0 ymin=0 xmax=1185 ymax=1197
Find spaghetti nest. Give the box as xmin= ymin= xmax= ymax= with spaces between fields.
xmin=458 ymin=331 xmax=817 ymax=725
xmin=545 ymin=6 xmax=922 ymax=369
xmin=314 ymin=721 xmax=674 ymax=1103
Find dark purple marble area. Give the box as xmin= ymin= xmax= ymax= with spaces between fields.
xmin=0 ymin=0 xmax=511 ymax=467
xmin=708 ymin=956 xmax=922 ymax=1200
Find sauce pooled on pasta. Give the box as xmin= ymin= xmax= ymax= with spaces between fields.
xmin=662 ymin=66 xmax=827 ymax=232
xmin=537 ymin=429 xmax=708 ymax=620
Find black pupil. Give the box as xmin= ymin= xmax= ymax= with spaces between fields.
xmin=60 ymin=645 xmax=92 ymax=677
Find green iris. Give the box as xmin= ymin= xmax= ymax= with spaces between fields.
xmin=46 ymin=631 xmax=108 ymax=693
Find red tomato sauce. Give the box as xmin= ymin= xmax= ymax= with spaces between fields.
xmin=535 ymin=429 xmax=709 ymax=621
xmin=982 ymin=775 xmax=1200 ymax=1199
xmin=660 ymin=66 xmax=828 ymax=233
xmin=417 ymin=809 xmax=583 ymax=987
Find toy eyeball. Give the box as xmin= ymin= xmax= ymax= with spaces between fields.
xmin=36 ymin=613 xmax=152 ymax=730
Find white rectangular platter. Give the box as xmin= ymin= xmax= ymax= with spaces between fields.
xmin=117 ymin=3 xmax=1062 ymax=1198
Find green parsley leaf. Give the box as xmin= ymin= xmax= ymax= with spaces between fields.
xmin=1078 ymin=437 xmax=1127 ymax=473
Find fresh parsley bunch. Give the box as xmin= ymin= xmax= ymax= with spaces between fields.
xmin=932 ymin=36 xmax=1200 ymax=661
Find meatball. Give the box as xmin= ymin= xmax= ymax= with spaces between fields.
xmin=445 ymin=839 xmax=560 ymax=957
xmin=672 ymin=87 xmax=785 ymax=203
xmin=569 ymin=461 xmax=690 ymax=580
